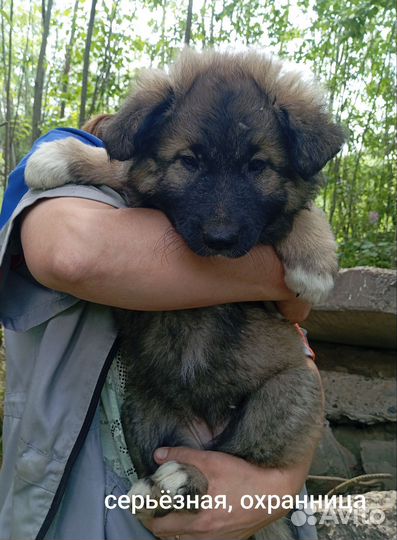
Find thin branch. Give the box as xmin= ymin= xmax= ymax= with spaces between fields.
xmin=326 ymin=473 xmax=392 ymax=497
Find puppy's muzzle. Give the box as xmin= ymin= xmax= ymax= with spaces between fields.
xmin=202 ymin=222 xmax=240 ymax=251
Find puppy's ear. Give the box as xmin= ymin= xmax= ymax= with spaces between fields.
xmin=278 ymin=106 xmax=345 ymax=179
xmin=82 ymin=114 xmax=114 ymax=138
xmin=102 ymin=71 xmax=175 ymax=160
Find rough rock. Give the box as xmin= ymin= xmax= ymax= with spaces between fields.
xmin=308 ymin=421 xmax=358 ymax=495
xmin=313 ymin=342 xmax=396 ymax=379
xmin=315 ymin=490 xmax=397 ymax=540
xmin=361 ymin=441 xmax=396 ymax=490
xmin=320 ymin=370 xmax=396 ymax=424
xmin=332 ymin=424 xmax=396 ymax=470
xmin=305 ymin=267 xmax=397 ymax=349
xmin=310 ymin=421 xmax=358 ymax=477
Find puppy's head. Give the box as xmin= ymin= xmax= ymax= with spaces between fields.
xmin=102 ymin=50 xmax=345 ymax=257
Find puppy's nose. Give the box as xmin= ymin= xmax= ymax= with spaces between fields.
xmin=202 ymin=223 xmax=240 ymax=250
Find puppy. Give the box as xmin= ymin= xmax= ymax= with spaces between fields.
xmin=26 ymin=49 xmax=344 ymax=538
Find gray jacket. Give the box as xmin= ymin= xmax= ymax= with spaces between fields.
xmin=0 ymin=185 xmax=154 ymax=540
xmin=0 ymin=185 xmax=317 ymax=540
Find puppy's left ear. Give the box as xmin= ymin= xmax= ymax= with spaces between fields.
xmin=278 ymin=106 xmax=345 ymax=179
xmin=102 ymin=70 xmax=175 ymax=161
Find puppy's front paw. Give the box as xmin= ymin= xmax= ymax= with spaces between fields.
xmin=25 ymin=139 xmax=78 ymax=190
xmin=284 ymin=265 xmax=335 ymax=305
xmin=127 ymin=461 xmax=208 ymax=520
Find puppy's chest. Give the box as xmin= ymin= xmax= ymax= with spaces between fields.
xmin=120 ymin=305 xmax=263 ymax=391
xmin=176 ymin=328 xmax=213 ymax=385
xmin=134 ymin=313 xmax=233 ymax=384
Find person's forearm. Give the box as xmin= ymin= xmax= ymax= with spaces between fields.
xmin=21 ymin=198 xmax=297 ymax=311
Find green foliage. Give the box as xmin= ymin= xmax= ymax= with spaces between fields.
xmin=338 ymin=237 xmax=396 ymax=268
xmin=0 ymin=0 xmax=395 ymax=268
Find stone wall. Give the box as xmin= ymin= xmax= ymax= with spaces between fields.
xmin=304 ymin=267 xmax=396 ymax=538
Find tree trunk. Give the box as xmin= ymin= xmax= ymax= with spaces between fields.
xmin=184 ymin=0 xmax=193 ymax=46
xmin=199 ymin=0 xmax=207 ymax=48
xmin=3 ymin=0 xmax=13 ymax=186
xmin=11 ymin=1 xmax=33 ymax=147
xmin=42 ymin=25 xmax=59 ymax=125
xmin=31 ymin=0 xmax=53 ymax=143
xmin=79 ymin=0 xmax=98 ymax=127
xmin=209 ymin=0 xmax=215 ymax=45
xmin=60 ymin=0 xmax=79 ymax=119
xmin=160 ymin=0 xmax=166 ymax=66
xmin=89 ymin=0 xmax=119 ymax=117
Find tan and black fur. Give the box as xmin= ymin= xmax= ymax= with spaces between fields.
xmin=26 ymin=49 xmax=345 ymax=538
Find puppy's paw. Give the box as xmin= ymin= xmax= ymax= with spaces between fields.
xmin=127 ymin=461 xmax=208 ymax=520
xmin=25 ymin=139 xmax=77 ymax=190
xmin=284 ymin=265 xmax=335 ymax=305
xmin=25 ymin=138 xmax=87 ymax=190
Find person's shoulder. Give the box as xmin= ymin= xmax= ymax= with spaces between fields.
xmin=0 ymin=127 xmax=107 ymax=231
xmin=39 ymin=127 xmax=105 ymax=148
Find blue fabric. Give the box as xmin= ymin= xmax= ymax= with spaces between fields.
xmin=0 ymin=128 xmax=105 ymax=230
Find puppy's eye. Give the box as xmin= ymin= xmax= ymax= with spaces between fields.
xmin=178 ymin=155 xmax=199 ymax=171
xmin=248 ymin=159 xmax=268 ymax=173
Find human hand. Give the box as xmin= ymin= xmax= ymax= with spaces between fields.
xmin=275 ymin=298 xmax=312 ymax=323
xmin=145 ymin=446 xmax=314 ymax=540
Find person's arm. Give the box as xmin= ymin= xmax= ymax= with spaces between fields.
xmin=21 ymin=197 xmax=310 ymax=319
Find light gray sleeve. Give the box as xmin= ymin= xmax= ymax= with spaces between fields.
xmin=0 ymin=185 xmax=127 ymax=332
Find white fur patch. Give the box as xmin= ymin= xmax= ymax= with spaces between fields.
xmin=284 ymin=265 xmax=334 ymax=305
xmin=127 ymin=478 xmax=152 ymax=500
xmin=126 ymin=462 xmax=189 ymax=517
xmin=180 ymin=334 xmax=208 ymax=384
xmin=25 ymin=140 xmax=76 ymax=190
xmin=151 ymin=461 xmax=188 ymax=494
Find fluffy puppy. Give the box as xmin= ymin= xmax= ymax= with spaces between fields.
xmin=26 ymin=49 xmax=344 ymax=539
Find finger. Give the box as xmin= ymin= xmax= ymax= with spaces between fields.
xmin=276 ymin=298 xmax=312 ymax=322
xmin=275 ymin=299 xmax=311 ymax=323
xmin=154 ymin=446 xmax=210 ymax=467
